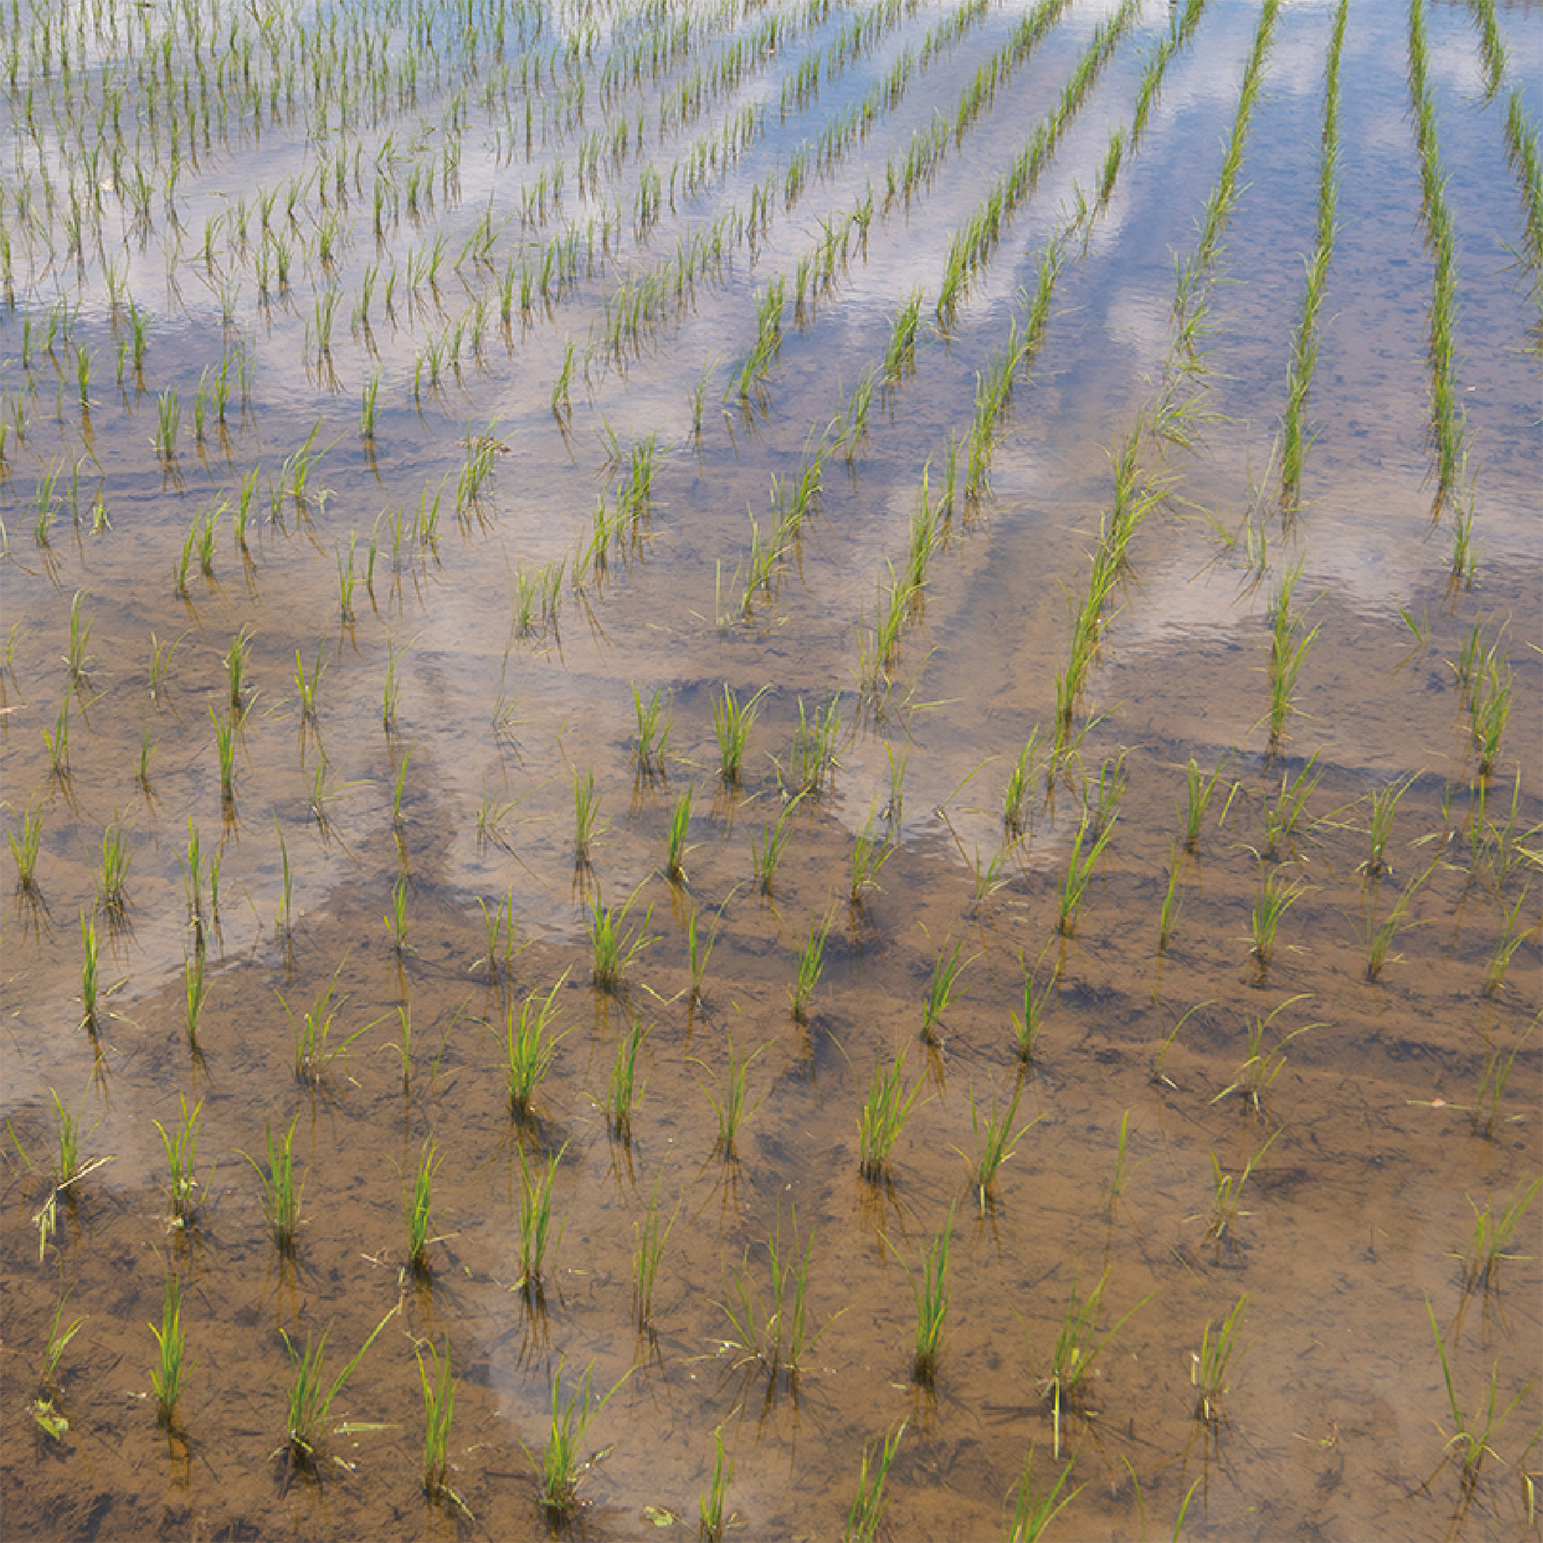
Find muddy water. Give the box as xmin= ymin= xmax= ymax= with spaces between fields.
xmin=2 ymin=0 xmax=1539 ymax=1537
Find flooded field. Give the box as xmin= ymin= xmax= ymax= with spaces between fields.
xmin=1 ymin=0 xmax=1539 ymax=1536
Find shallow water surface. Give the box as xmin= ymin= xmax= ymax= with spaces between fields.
xmin=1 ymin=0 xmax=1539 ymax=1537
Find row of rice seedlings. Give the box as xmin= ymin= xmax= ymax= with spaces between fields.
xmin=1502 ymin=91 xmax=1543 ymax=285
xmin=1462 ymin=0 xmax=1509 ymax=100
xmin=1406 ymin=0 xmax=1468 ymax=515
xmin=1278 ymin=0 xmax=1346 ymax=511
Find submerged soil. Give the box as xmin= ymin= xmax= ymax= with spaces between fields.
xmin=1 ymin=0 xmax=1538 ymax=1537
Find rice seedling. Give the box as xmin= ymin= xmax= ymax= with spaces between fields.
xmin=95 ymin=818 xmax=132 ymax=922
xmin=604 ymin=1016 xmax=646 ymax=1144
xmin=1249 ymin=867 xmax=1305 ymax=978
xmin=696 ymin=1035 xmax=762 ymax=1162
xmin=241 ymin=1117 xmax=305 ymax=1254
xmin=849 ymin=800 xmax=894 ymax=906
xmin=1470 ymin=1022 xmax=1533 ymax=1139
xmin=1457 ymin=1177 xmax=1541 ymax=1295
xmin=154 ymin=387 xmax=180 ymax=464
xmin=153 ymin=1094 xmax=203 ymax=1226
xmin=790 ymin=910 xmax=834 ymax=1024
xmin=416 ymin=1337 xmax=464 ymax=1510
xmin=182 ymin=946 xmax=207 ymax=1047
xmin=1481 ymin=890 xmax=1535 ymax=999
xmin=686 ymin=904 xmax=720 ymax=1005
xmin=624 ymin=685 xmax=674 ymax=785
xmin=279 ymin=1307 xmax=396 ymax=1472
xmin=286 ymin=961 xmax=363 ymax=1087
xmin=211 ymin=706 xmax=238 ymax=809
xmin=404 ymin=1137 xmax=441 ymax=1275
xmin=717 ymin=1208 xmax=827 ymax=1385
xmin=907 ymin=1207 xmax=954 ymax=1386
xmin=1361 ymin=772 xmax=1416 ymax=877
xmin=514 ymin=1142 xmax=567 ymax=1302
xmin=1470 ymin=658 xmax=1513 ymax=780
xmin=572 ymin=767 xmax=604 ymax=868
xmin=63 ymin=590 xmax=92 ymax=694
xmin=1365 ymin=864 xmax=1431 ymax=981
xmin=1155 ymin=841 xmax=1185 ymax=955
xmin=9 ymin=806 xmax=42 ymax=894
xmin=858 ymin=1048 xmax=922 ymax=1183
xmin=1037 ymin=1270 xmax=1150 ymax=1457
xmin=1004 ymin=728 xmax=1045 ymax=841
xmin=1265 ymin=563 xmax=1320 ymax=753
xmin=700 ymin=1427 xmax=734 ymax=1541
xmin=527 ymin=1362 xmax=621 ymax=1516
xmin=506 ymin=975 xmax=566 ymax=1119
xmin=293 ymin=642 xmax=326 ymax=723
xmin=28 ymin=1294 xmax=85 ymax=1439
xmin=843 ymin=1424 xmax=904 ymax=1543
xmin=359 ymin=370 xmax=381 ymax=442
xmin=1213 ymin=997 xmax=1317 ymax=1116
xmin=43 ymin=696 xmax=70 ymax=779
xmin=148 ymin=1275 xmax=190 ymax=1429
xmin=587 ymin=887 xmax=655 ymax=994
xmin=746 ymin=791 xmax=797 ymax=895
xmin=1200 ymin=1131 xmax=1278 ymax=1260
xmin=1262 ymin=751 xmax=1323 ymax=860
xmin=713 ymin=683 xmax=769 ymax=784
xmin=1191 ymin=1295 xmax=1247 ymax=1425
xmin=920 ymin=939 xmax=967 ymax=1044
xmin=1425 ymin=1298 xmax=1533 ymax=1496
xmin=781 ymin=692 xmax=842 ymax=799
xmin=663 ymin=785 xmax=693 ymax=884
xmin=225 ymin=625 xmax=251 ymax=718
xmin=1181 ymin=757 xmax=1224 ymax=854
xmin=1005 ymin=1445 xmax=1082 ymax=1542
xmin=1056 ymin=814 xmax=1115 ymax=937
xmin=630 ymin=1173 xmax=677 ymax=1336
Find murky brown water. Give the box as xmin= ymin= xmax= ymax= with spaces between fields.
xmin=2 ymin=0 xmax=1539 ymax=1537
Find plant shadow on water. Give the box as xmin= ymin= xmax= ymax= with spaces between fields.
xmin=1 ymin=0 xmax=1540 ymax=1535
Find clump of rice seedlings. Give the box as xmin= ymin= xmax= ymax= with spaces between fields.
xmin=225 ymin=625 xmax=251 ymax=718
xmin=781 ymin=692 xmax=842 ymax=799
xmin=211 ymin=706 xmax=239 ymax=810
xmin=696 ymin=1035 xmax=763 ymax=1162
xmin=1481 ymin=891 xmax=1535 ymax=999
xmin=1191 ymin=1295 xmax=1247 ymax=1425
xmin=633 ymin=1175 xmax=675 ymax=1331
xmin=63 ymin=590 xmax=93 ymax=694
xmin=417 ymin=1338 xmax=464 ymax=1510
xmin=384 ymin=874 xmax=412 ymax=959
xmin=507 ymin=976 xmax=567 ymax=1120
xmin=700 ymin=1427 xmax=734 ymax=1541
xmin=153 ymin=1095 xmax=203 ymax=1226
xmin=527 ymin=1362 xmax=620 ymax=1517
xmin=920 ymin=939 xmax=967 ymax=1044
xmin=843 ymin=1425 xmax=904 ymax=1543
xmin=1105 ymin=1109 xmax=1142 ymax=1220
xmin=1004 ymin=728 xmax=1045 ymax=841
xmin=182 ymin=948 xmax=207 ymax=1048
xmin=751 ymin=794 xmax=802 ymax=895
xmin=1361 ymin=772 xmax=1416 ymax=877
xmin=1262 ymin=751 xmax=1323 ymax=860
xmin=1057 ymin=813 xmax=1115 ymax=937
xmin=148 ymin=1275 xmax=190 ymax=1429
xmin=712 ymin=685 xmax=768 ymax=783
xmin=572 ymin=768 xmax=604 ymax=868
xmin=717 ymin=1209 xmax=825 ymax=1385
xmin=1011 ymin=951 xmax=1056 ymax=1064
xmin=1469 ymin=1023 xmax=1534 ymax=1139
xmin=1086 ymin=751 xmax=1129 ymax=838
xmin=1457 ymin=1178 xmax=1541 ymax=1295
xmin=1469 ymin=657 xmax=1513 ymax=781
xmin=686 ymin=905 xmax=719 ymax=1006
xmin=1157 ymin=842 xmax=1184 ymax=954
xmin=790 ymin=911 xmax=834 ymax=1024
xmin=29 ymin=1296 xmax=85 ymax=1439
xmin=514 ymin=1142 xmax=567 ymax=1304
xmin=849 ymin=800 xmax=894 ymax=907
xmin=1249 ymin=867 xmax=1305 ymax=979
xmin=9 ymin=806 xmax=43 ymax=895
xmin=279 ymin=1307 xmax=396 ymax=1473
xmin=1365 ymin=864 xmax=1431 ymax=981
xmin=293 ymin=643 xmax=326 ymax=723
xmin=405 ymin=1138 xmax=441 ymax=1276
xmin=632 ymin=685 xmax=672 ymax=781
xmin=77 ymin=911 xmax=104 ymax=1035
xmin=1265 ymin=561 xmax=1319 ymax=754
xmin=1201 ymin=1131 xmax=1278 ymax=1260
xmin=1182 ymin=757 xmax=1224 ymax=854
xmin=241 ymin=1117 xmax=305 ymax=1255
xmin=1425 ymin=1298 xmax=1532 ymax=1497
xmin=1214 ymin=997 xmax=1318 ymax=1115
xmin=907 ymin=1207 xmax=954 ymax=1386
xmin=286 ymin=962 xmax=361 ymax=1087
xmin=858 ymin=1049 xmax=922 ymax=1183
xmin=1005 ymin=1445 xmax=1082 ymax=1542
xmin=43 ymin=696 xmax=71 ymax=780
xmin=664 ymin=785 xmax=693 ymax=884
xmin=95 ymin=818 xmax=132 ymax=923
xmin=1037 ymin=1270 xmax=1150 ymax=1457
xmin=607 ymin=1018 xmax=646 ymax=1143
xmin=587 ymin=887 xmax=655 ymax=994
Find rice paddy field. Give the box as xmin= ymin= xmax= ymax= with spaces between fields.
xmin=1 ymin=0 xmax=1540 ymax=1535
